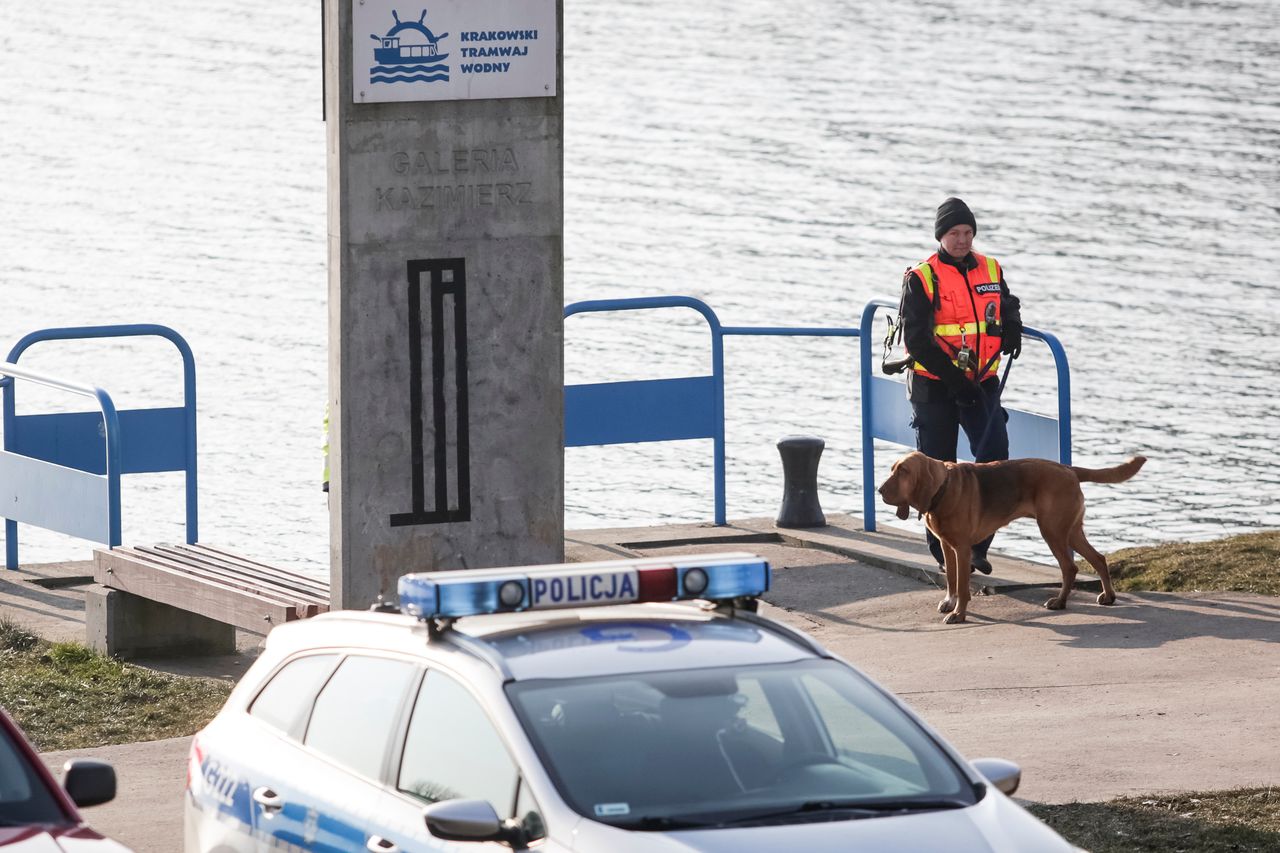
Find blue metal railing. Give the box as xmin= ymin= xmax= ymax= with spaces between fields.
xmin=566 ymin=296 xmax=1071 ymax=531
xmin=858 ymin=298 xmax=1072 ymax=531
xmin=0 ymin=362 xmax=123 ymax=562
xmin=0 ymin=324 xmax=198 ymax=568
xmin=564 ymin=297 xmax=860 ymax=525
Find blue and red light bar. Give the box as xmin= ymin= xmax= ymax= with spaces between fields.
xmin=398 ymin=552 xmax=770 ymax=621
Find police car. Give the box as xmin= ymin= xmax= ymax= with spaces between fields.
xmin=184 ymin=553 xmax=1077 ymax=852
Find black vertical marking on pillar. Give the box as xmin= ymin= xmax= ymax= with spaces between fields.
xmin=406 ymin=269 xmax=426 ymax=515
xmin=431 ymin=279 xmax=449 ymax=513
xmin=391 ymin=258 xmax=471 ymax=526
xmin=452 ymin=270 xmax=471 ymax=514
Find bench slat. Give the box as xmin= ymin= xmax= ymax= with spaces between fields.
xmin=95 ymin=549 xmax=298 ymax=633
xmin=145 ymin=545 xmax=330 ymax=605
xmin=175 ymin=544 xmax=331 ymax=595
xmin=111 ymin=547 xmax=303 ymax=606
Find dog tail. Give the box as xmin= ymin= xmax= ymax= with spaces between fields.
xmin=1072 ymin=455 xmax=1146 ymax=484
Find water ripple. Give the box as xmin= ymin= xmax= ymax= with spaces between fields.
xmin=2 ymin=0 xmax=1278 ymax=570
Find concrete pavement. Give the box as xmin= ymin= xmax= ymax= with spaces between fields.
xmin=5 ymin=516 xmax=1279 ymax=851
xmin=41 ymin=737 xmax=191 ymax=853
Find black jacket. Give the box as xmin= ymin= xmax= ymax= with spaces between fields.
xmin=900 ymin=249 xmax=1022 ymax=403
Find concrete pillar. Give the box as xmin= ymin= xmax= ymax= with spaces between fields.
xmin=85 ymin=585 xmax=235 ymax=659
xmin=326 ymin=1 xmax=564 ymax=609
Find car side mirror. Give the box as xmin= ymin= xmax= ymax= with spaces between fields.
xmin=971 ymin=757 xmax=1021 ymax=796
xmin=423 ymin=799 xmax=528 ymax=849
xmin=63 ymin=759 xmax=117 ymax=808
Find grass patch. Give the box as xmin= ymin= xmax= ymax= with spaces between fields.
xmin=1029 ymin=788 xmax=1280 ymax=852
xmin=0 ymin=618 xmax=232 ymax=751
xmin=1082 ymin=530 xmax=1280 ymax=596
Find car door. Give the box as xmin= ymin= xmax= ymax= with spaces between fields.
xmin=251 ymin=653 xmax=420 ymax=852
xmin=368 ymin=668 xmax=549 ymax=853
xmin=190 ymin=653 xmax=341 ymax=852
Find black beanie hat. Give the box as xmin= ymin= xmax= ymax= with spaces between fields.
xmin=934 ymin=197 xmax=977 ymax=241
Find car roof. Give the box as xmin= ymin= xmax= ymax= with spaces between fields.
xmin=266 ymin=602 xmax=824 ymax=682
xmin=460 ymin=606 xmax=821 ymax=680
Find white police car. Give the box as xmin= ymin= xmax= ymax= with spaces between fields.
xmin=184 ymin=553 xmax=1077 ymax=852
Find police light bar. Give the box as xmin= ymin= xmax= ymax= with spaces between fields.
xmin=398 ymin=552 xmax=770 ymax=621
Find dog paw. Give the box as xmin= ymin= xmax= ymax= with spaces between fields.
xmin=1044 ymin=597 xmax=1067 ymax=610
xmin=943 ymin=611 xmax=966 ymax=625
xmin=1097 ymin=592 xmax=1116 ymax=606
xmin=937 ymin=596 xmax=957 ymax=613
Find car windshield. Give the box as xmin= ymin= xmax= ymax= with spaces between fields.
xmin=0 ymin=723 xmax=67 ymax=826
xmin=506 ymin=658 xmax=976 ymax=829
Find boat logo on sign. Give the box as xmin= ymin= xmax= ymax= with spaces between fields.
xmin=369 ymin=9 xmax=450 ymax=85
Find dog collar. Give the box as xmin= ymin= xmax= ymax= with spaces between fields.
xmin=920 ymin=478 xmax=950 ymax=517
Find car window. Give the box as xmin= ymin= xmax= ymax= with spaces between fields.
xmin=0 ymin=725 xmax=66 ymax=825
xmin=398 ymin=670 xmax=519 ymax=816
xmin=249 ymin=654 xmax=339 ymax=738
xmin=735 ymin=675 xmax=784 ymax=741
xmin=305 ymin=655 xmax=418 ymax=780
xmin=801 ymin=673 xmax=928 ymax=790
xmin=507 ymin=659 xmax=973 ymax=828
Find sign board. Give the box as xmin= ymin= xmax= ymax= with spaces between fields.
xmin=352 ymin=0 xmax=557 ymax=103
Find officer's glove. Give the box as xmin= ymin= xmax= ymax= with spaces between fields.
xmin=1001 ymin=321 xmax=1023 ymax=358
xmin=943 ymin=371 xmax=980 ymax=407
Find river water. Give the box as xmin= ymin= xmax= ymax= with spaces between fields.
xmin=1 ymin=0 xmax=1277 ymax=572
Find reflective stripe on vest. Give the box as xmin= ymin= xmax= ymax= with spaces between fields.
xmin=911 ymin=252 xmax=1003 ymax=382
xmin=916 ymin=263 xmax=936 ymax=301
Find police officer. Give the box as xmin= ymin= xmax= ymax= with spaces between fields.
xmin=900 ymin=197 xmax=1022 ymax=574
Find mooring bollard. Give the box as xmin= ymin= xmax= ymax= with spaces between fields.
xmin=776 ymin=435 xmax=826 ymax=528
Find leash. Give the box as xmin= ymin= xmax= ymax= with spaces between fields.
xmin=971 ymin=352 xmax=1017 ymax=461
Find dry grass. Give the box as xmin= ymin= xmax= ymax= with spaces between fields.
xmin=1083 ymin=530 xmax=1280 ymax=596
xmin=1029 ymin=788 xmax=1280 ymax=852
xmin=0 ymin=618 xmax=231 ymax=751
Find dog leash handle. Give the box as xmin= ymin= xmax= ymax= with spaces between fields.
xmin=972 ymin=352 xmax=1017 ymax=460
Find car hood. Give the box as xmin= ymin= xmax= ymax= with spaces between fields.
xmin=570 ymin=792 xmax=1074 ymax=852
xmin=0 ymin=826 xmax=128 ymax=852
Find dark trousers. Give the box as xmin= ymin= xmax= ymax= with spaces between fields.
xmin=910 ymin=384 xmax=1009 ymax=567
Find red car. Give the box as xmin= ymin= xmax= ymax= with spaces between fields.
xmin=0 ymin=707 xmax=128 ymax=851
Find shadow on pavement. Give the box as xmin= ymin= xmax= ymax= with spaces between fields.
xmin=996 ymin=588 xmax=1280 ymax=650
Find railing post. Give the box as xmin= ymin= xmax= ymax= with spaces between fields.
xmin=180 ymin=339 xmax=199 ymax=543
xmin=711 ymin=323 xmax=726 ymax=525
xmin=858 ymin=300 xmax=885 ymax=532
xmin=1037 ymin=329 xmax=1073 ymax=465
xmin=97 ymin=389 xmax=123 ymax=548
xmin=3 ymin=371 xmax=18 ymax=568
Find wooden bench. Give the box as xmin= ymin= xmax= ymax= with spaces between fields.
xmin=87 ymin=544 xmax=330 ymax=658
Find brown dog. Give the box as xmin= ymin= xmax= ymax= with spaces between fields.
xmin=878 ymin=451 xmax=1146 ymax=624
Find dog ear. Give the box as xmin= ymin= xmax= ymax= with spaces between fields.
xmin=909 ymin=454 xmax=946 ymax=512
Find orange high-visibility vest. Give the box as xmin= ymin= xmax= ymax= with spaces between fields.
xmin=910 ymin=252 xmax=1003 ymax=381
